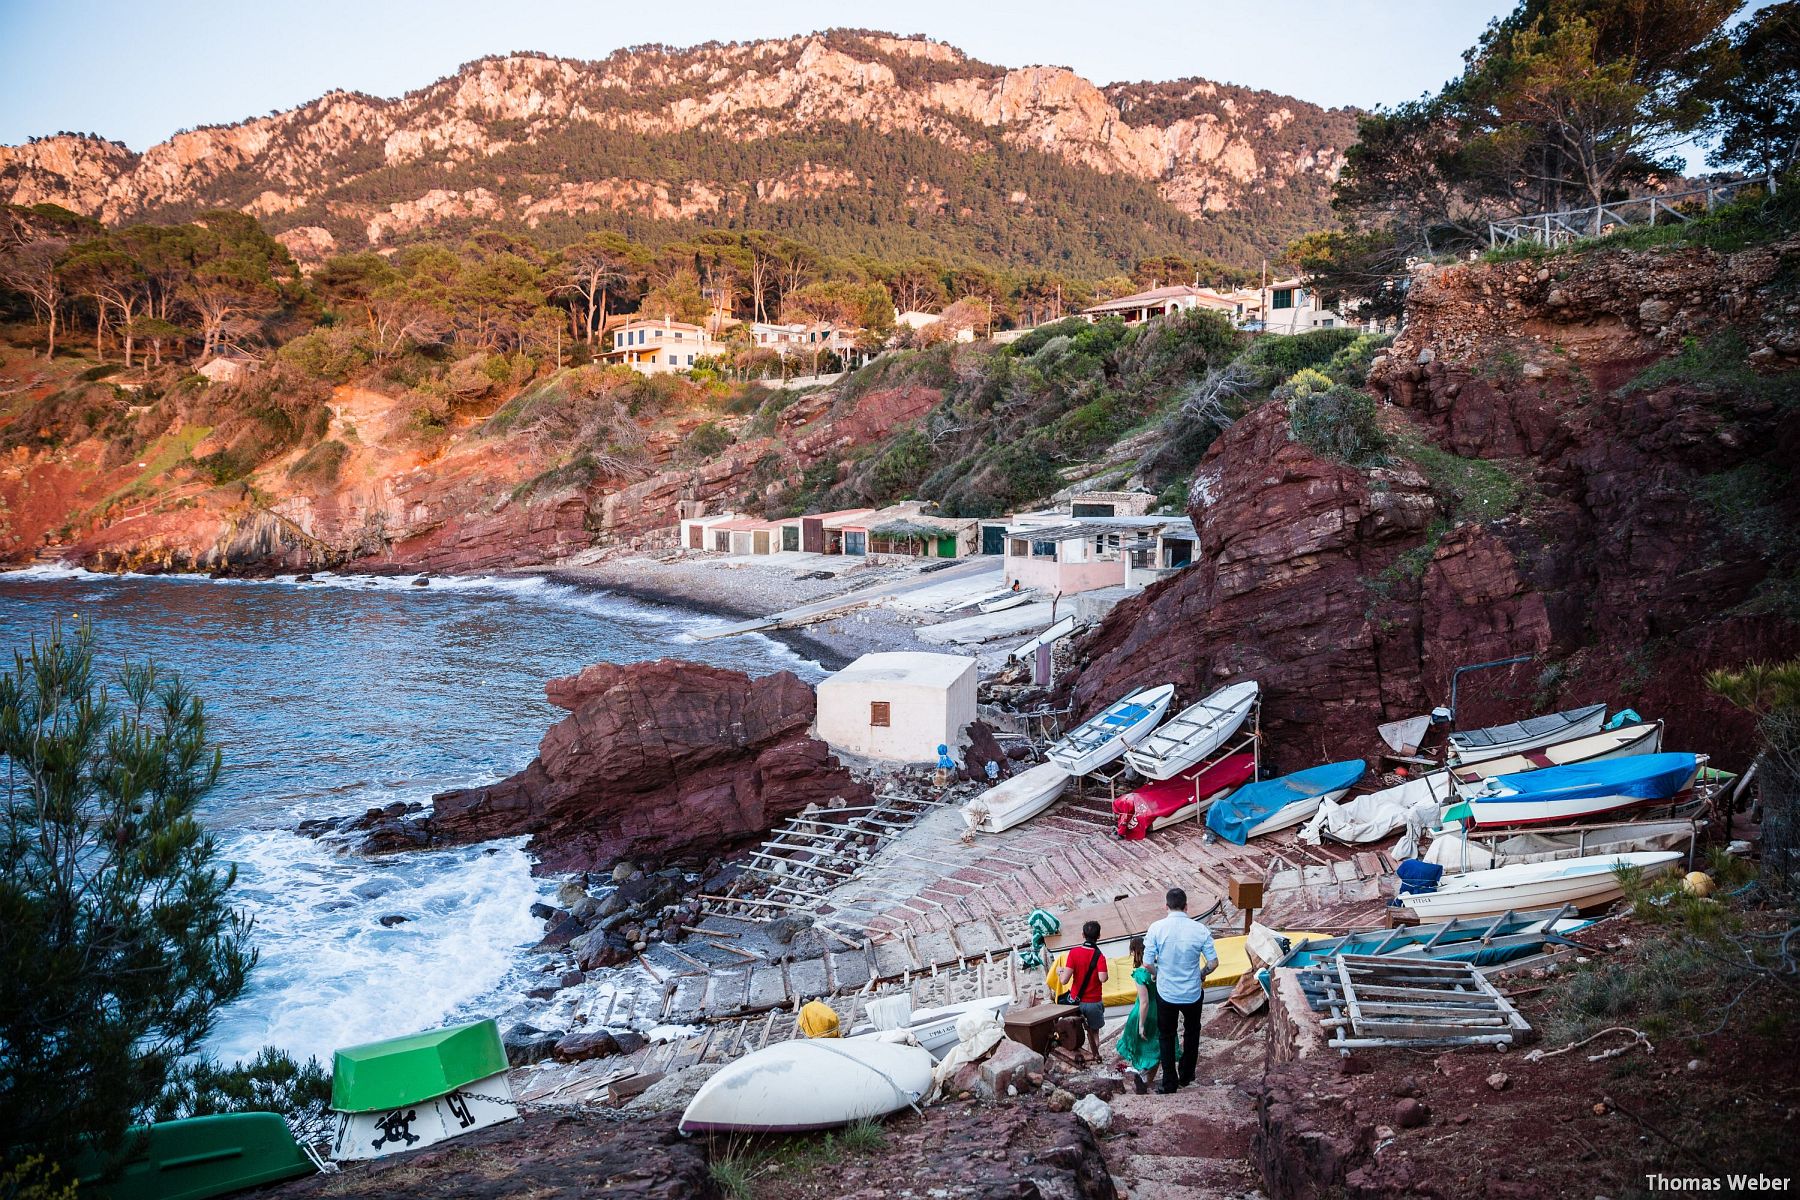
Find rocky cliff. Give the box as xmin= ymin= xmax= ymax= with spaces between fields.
xmin=1069 ymin=236 xmax=1800 ymax=770
xmin=427 ymin=659 xmax=870 ymax=873
xmin=0 ymin=32 xmax=1354 ymax=270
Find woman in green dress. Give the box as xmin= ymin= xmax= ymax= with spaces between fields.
xmin=1114 ymin=936 xmax=1161 ymax=1094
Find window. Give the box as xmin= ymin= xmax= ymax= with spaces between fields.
xmin=687 ymin=354 xmax=695 ymax=365
xmin=870 ymin=701 xmax=891 ymax=727
xmin=1272 ymin=288 xmax=1295 ymax=310
xmin=1009 ymin=538 xmax=1028 ymax=557
xmin=1030 ymin=539 xmax=1057 ymax=558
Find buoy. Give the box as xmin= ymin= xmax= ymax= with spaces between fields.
xmin=1682 ymin=871 xmax=1716 ymax=898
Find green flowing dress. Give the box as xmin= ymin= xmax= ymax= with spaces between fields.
xmin=1115 ymin=966 xmax=1161 ymax=1073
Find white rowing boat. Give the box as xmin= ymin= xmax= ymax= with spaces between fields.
xmin=1400 ymin=850 xmax=1682 ymax=920
xmin=1122 ymin=680 xmax=1258 ymax=781
xmin=1447 ymin=703 xmax=1607 ymax=765
xmin=1047 ymin=683 xmax=1175 ymax=775
xmin=1423 ymin=816 xmax=1700 ymax=874
xmin=979 ymin=590 xmax=1036 ymax=614
xmin=961 ymin=760 xmax=1072 ymax=833
xmin=1449 ymin=720 xmax=1664 ymax=785
xmin=679 ymin=1038 xmax=934 ymax=1133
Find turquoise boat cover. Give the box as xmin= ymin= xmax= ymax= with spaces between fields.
xmin=1205 ymin=760 xmax=1365 ymax=845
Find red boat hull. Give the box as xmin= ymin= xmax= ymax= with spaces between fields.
xmin=1113 ymin=754 xmax=1257 ymax=839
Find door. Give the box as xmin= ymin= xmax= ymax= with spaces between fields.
xmin=981 ymin=525 xmax=1005 ymax=555
xmin=802 ymin=518 xmax=824 ymax=553
xmin=753 ymin=530 xmax=771 ymax=555
xmin=844 ymin=531 xmax=866 ymax=556
xmin=937 ymin=534 xmax=956 ymax=558
xmin=783 ymin=525 xmax=800 ymax=552
xmin=688 ymin=525 xmax=702 ymax=550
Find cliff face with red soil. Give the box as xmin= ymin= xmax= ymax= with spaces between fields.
xmin=1071 ymin=236 xmax=1800 ymax=771
xmin=428 ymin=659 xmax=871 ymax=873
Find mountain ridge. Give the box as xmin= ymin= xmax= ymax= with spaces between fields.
xmin=0 ymin=31 xmax=1357 ymax=273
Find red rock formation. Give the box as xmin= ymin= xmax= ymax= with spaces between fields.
xmin=430 ymin=659 xmax=870 ymax=872
xmin=1072 ymin=236 xmax=1800 ymax=771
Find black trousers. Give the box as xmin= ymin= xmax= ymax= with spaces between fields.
xmin=1156 ymin=989 xmax=1203 ymax=1090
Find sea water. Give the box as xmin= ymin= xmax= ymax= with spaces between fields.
xmin=0 ymin=566 xmax=822 ymax=1065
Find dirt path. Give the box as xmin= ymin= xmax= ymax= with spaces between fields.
xmin=1104 ymin=1023 xmax=1267 ymax=1200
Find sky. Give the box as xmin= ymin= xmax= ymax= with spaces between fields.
xmin=0 ymin=0 xmax=1514 ymax=150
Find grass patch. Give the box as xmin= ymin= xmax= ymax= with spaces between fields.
xmin=1483 ymin=177 xmax=1800 ymax=263
xmin=702 ymin=1119 xmax=890 ymax=1200
xmin=286 ymin=439 xmax=350 ymax=488
xmin=1392 ymin=432 xmax=1525 ymax=522
xmin=1621 ymin=330 xmax=1799 ymax=408
xmin=510 ymin=454 xmax=600 ymax=504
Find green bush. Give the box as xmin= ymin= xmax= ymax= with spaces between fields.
xmin=683 ymin=421 xmax=734 ymax=462
xmin=277 ymin=328 xmax=373 ymax=383
xmin=1239 ymin=327 xmax=1364 ymax=384
xmin=286 ymin=439 xmax=351 ymax=488
xmin=150 ymin=1046 xmax=332 ymax=1130
xmin=1285 ymin=375 xmax=1388 ymax=467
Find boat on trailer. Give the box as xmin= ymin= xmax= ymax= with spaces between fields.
xmin=1399 ymin=850 xmax=1683 ymax=920
xmin=329 ymin=1019 xmax=518 ymax=1161
xmin=1447 ymin=703 xmax=1607 ymax=765
xmin=1456 ymin=752 xmax=1699 ymax=828
xmin=1207 ymin=760 xmax=1367 ymax=844
xmin=1121 ymin=680 xmax=1259 ymax=781
xmin=961 ymin=760 xmax=1072 ymax=833
xmin=680 ymin=1038 xmax=935 ymax=1133
xmin=1113 ymin=753 xmax=1257 ymax=839
xmin=1047 ymin=683 xmax=1176 ymax=775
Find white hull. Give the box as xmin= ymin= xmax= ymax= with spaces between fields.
xmin=1450 ymin=721 xmax=1664 ymax=786
xmin=1403 ymin=851 xmax=1682 ymax=919
xmin=1463 ymin=789 xmax=1673 ymax=827
xmin=1449 ymin=704 xmax=1608 ymax=765
xmin=1246 ymin=782 xmax=1357 ymax=839
xmin=1048 ymin=684 xmax=1175 ymax=775
xmin=1123 ymin=681 xmax=1258 ymax=781
xmin=962 ymin=760 xmax=1071 ymax=833
xmin=680 ymin=1038 xmax=935 ymax=1133
xmin=1425 ymin=818 xmax=1698 ymax=874
xmin=331 ymin=1070 xmax=517 ymax=1161
xmin=979 ymin=592 xmax=1034 ymax=614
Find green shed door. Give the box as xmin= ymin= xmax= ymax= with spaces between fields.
xmin=937 ymin=535 xmax=956 ymax=558
xmin=783 ymin=525 xmax=800 ymax=551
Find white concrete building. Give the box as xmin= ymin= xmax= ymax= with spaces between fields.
xmin=815 ymin=652 xmax=978 ymax=764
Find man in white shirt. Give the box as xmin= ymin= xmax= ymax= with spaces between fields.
xmin=1143 ymin=886 xmax=1218 ymax=1093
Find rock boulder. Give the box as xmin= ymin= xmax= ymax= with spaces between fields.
xmin=430 ymin=659 xmax=871 ymax=872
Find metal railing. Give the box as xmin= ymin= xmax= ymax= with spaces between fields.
xmin=1488 ymin=175 xmax=1777 ymax=249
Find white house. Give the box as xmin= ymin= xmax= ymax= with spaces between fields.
xmin=815 ymin=652 xmax=979 ymax=764
xmin=600 ymin=316 xmax=718 ymax=375
xmin=1003 ymin=515 xmax=1198 ymax=596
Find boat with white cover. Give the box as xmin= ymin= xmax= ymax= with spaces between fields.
xmin=1447 ymin=703 xmax=1607 ymax=764
xmin=961 ymin=760 xmax=1072 ymax=833
xmin=1122 ymin=680 xmax=1259 ymax=781
xmin=1047 ymin=683 xmax=1175 ymax=775
xmin=1300 ymin=769 xmax=1458 ymax=846
xmin=1400 ymin=850 xmax=1682 ymax=919
xmin=679 ymin=1038 xmax=935 ymax=1133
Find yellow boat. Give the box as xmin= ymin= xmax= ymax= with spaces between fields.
xmin=1044 ymin=930 xmax=1329 ymax=1005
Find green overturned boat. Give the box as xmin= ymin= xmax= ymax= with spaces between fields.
xmin=329 ymin=1018 xmax=519 ymax=1161
xmin=75 ymin=1112 xmax=313 ymax=1200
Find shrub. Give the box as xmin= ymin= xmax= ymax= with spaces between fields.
xmin=683 ymin=421 xmax=734 ymax=462
xmin=1284 ymin=375 xmax=1388 ymax=467
xmin=277 ymin=327 xmax=372 ymax=383
xmin=150 ymin=1046 xmax=333 ymax=1143
xmin=286 ymin=438 xmax=350 ymax=488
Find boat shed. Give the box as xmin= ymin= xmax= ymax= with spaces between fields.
xmin=815 ymin=652 xmax=978 ymax=763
